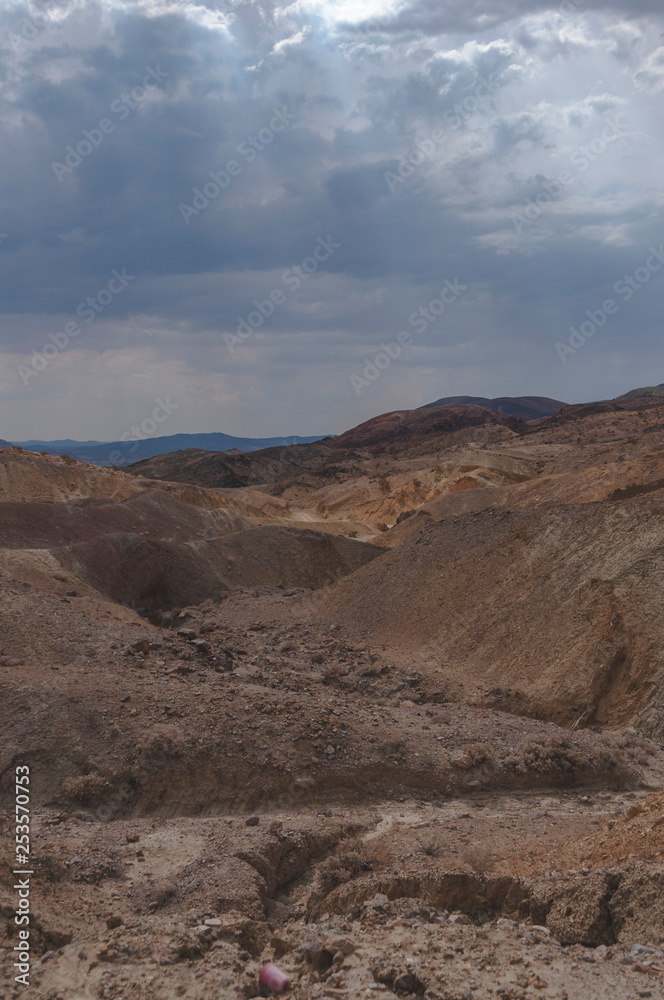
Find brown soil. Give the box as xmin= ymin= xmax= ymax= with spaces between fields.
xmin=4 ymin=398 xmax=664 ymax=998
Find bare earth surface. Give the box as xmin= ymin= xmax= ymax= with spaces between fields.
xmin=2 ymin=399 xmax=664 ymax=998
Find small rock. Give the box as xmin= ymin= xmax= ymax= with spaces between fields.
xmin=393 ymin=970 xmax=425 ymax=994
xmin=303 ymin=941 xmax=334 ymax=972
xmin=630 ymin=944 xmax=662 ymax=958
xmin=105 ymin=915 xmax=123 ymax=930
xmin=270 ymin=935 xmax=291 ymax=957
xmin=246 ymin=815 xmax=260 ymax=826
xmin=396 ymin=509 xmax=416 ymax=524
xmin=324 ymin=935 xmax=355 ymax=956
xmin=364 ymin=893 xmax=389 ymax=912
xmin=167 ymin=663 xmax=192 ymax=675
xmin=192 ymin=638 xmax=212 ymax=655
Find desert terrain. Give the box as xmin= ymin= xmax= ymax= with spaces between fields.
xmin=2 ymin=395 xmax=664 ymax=999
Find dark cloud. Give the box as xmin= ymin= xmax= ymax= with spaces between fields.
xmin=0 ymin=0 xmax=663 ymax=438
xmin=356 ymin=0 xmax=664 ymax=36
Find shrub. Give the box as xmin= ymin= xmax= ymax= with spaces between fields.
xmin=62 ymin=773 xmax=109 ymax=803
xmin=416 ymin=835 xmax=443 ymax=859
xmin=316 ymin=839 xmax=366 ymax=895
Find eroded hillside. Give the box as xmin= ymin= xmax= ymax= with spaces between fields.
xmin=2 ymin=398 xmax=664 ymax=999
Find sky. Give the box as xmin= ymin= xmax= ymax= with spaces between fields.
xmin=0 ymin=0 xmax=663 ymax=441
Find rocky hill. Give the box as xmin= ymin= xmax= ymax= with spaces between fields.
xmin=420 ymin=395 xmax=567 ymax=420
xmin=618 ymin=383 xmax=664 ymax=399
xmin=327 ymin=404 xmax=524 ymax=452
xmin=3 ymin=395 xmax=664 ymax=1000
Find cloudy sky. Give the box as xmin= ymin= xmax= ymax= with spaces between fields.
xmin=1 ymin=0 xmax=663 ymax=440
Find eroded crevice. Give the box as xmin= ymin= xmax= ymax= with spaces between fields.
xmin=304 ymin=863 xmax=658 ymax=947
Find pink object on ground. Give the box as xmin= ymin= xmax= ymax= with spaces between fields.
xmin=259 ymin=961 xmax=291 ymax=992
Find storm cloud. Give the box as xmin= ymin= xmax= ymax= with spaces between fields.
xmin=1 ymin=0 xmax=663 ymax=439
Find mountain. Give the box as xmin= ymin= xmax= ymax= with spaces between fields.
xmin=534 ymin=393 xmax=664 ymax=429
xmin=328 ymin=403 xmax=524 ymax=453
xmin=10 ymin=431 xmax=327 ymax=467
xmin=618 ymin=383 xmax=664 ymax=400
xmin=419 ymin=395 xmax=567 ymax=420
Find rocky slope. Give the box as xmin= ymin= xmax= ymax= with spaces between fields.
xmin=3 ymin=398 xmax=664 ymax=999
xmin=0 ymin=448 xmax=383 ymax=617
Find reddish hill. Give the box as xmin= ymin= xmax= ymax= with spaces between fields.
xmin=532 ymin=395 xmax=664 ymax=429
xmin=420 ymin=395 xmax=566 ymax=420
xmin=328 ymin=404 xmax=524 ymax=453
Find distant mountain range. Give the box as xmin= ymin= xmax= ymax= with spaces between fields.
xmin=420 ymin=395 xmax=567 ymax=421
xmin=7 ymin=386 xmax=662 ymax=468
xmin=10 ymin=432 xmax=327 ymax=467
